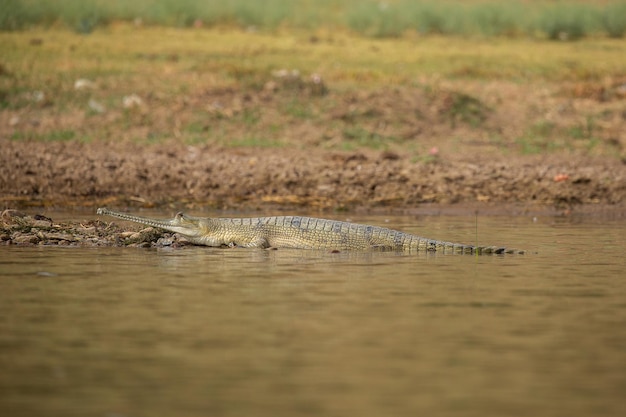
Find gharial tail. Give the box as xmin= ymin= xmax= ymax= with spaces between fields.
xmin=471 ymin=246 xmax=525 ymax=255
xmin=424 ymin=240 xmax=524 ymax=254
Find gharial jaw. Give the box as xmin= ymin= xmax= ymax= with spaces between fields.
xmin=96 ymin=207 xmax=206 ymax=239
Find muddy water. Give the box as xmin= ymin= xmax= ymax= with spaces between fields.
xmin=1 ymin=214 xmax=625 ymax=417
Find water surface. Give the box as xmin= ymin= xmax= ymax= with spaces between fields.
xmin=1 ymin=214 xmax=625 ymax=417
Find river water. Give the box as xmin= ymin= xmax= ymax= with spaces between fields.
xmin=1 ymin=213 xmax=625 ymax=417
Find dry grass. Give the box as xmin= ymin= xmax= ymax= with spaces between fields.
xmin=1 ymin=25 xmax=625 ymax=158
xmin=3 ymin=25 xmax=626 ymax=85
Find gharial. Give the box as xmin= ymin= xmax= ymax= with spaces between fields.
xmin=97 ymin=208 xmax=524 ymax=254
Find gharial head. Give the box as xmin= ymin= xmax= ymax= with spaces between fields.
xmin=96 ymin=208 xmax=205 ymax=238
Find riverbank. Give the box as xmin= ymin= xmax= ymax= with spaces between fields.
xmin=1 ymin=26 xmax=625 ymax=215
xmin=1 ymin=140 xmax=625 ymax=213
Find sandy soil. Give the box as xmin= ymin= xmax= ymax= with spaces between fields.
xmin=1 ymin=139 xmax=624 ymax=214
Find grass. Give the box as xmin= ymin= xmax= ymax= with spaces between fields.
xmin=536 ymin=3 xmax=597 ymax=40
xmin=3 ymin=0 xmax=626 ymax=40
xmin=1 ymin=24 xmax=625 ymax=158
xmin=440 ymin=92 xmax=490 ymax=128
xmin=516 ymin=121 xmax=560 ymax=154
xmin=2 ymin=25 xmax=624 ymax=95
xmin=515 ymin=117 xmax=605 ymax=155
xmin=283 ymin=100 xmax=316 ymax=120
xmin=342 ymin=126 xmax=400 ymax=150
xmin=602 ymin=2 xmax=626 ymax=37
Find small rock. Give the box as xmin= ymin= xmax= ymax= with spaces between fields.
xmin=156 ymin=237 xmax=174 ymax=246
xmin=12 ymin=233 xmax=39 ymax=245
xmin=74 ymin=78 xmax=96 ymax=90
xmin=32 ymin=220 xmax=52 ymax=228
xmin=88 ymin=99 xmax=106 ymax=114
xmin=122 ymin=94 xmax=143 ymax=109
xmin=44 ymin=232 xmax=77 ymax=242
xmin=31 ymin=91 xmax=45 ymax=102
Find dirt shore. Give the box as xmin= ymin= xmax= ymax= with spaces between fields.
xmin=2 ymin=28 xmax=626 ymax=221
xmin=2 ymin=137 xmax=625 ymax=248
xmin=1 ymin=139 xmax=625 ymax=214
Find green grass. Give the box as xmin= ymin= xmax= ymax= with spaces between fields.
xmin=441 ymin=92 xmax=491 ymax=128
xmin=536 ymin=3 xmax=597 ymax=40
xmin=516 ymin=121 xmax=559 ymax=154
xmin=567 ymin=116 xmax=602 ymax=152
xmin=283 ymin=100 xmax=316 ymax=120
xmin=515 ymin=118 xmax=604 ymax=155
xmin=568 ymin=116 xmax=595 ymax=140
xmin=602 ymin=2 xmax=626 ymax=37
xmin=2 ymin=0 xmax=626 ymax=40
xmin=341 ymin=126 xmax=400 ymax=150
xmin=468 ymin=2 xmax=525 ymax=37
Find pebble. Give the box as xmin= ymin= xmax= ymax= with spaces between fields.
xmin=32 ymin=220 xmax=53 ymax=228
xmin=12 ymin=234 xmax=40 ymax=245
xmin=74 ymin=78 xmax=96 ymax=90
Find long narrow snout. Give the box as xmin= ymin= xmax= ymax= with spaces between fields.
xmin=97 ymin=208 xmax=201 ymax=236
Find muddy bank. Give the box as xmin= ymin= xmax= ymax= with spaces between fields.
xmin=1 ymin=140 xmax=624 ymax=212
xmin=0 ymin=209 xmax=190 ymax=248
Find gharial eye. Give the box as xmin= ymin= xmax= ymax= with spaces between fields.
xmin=175 ymin=212 xmax=184 ymax=219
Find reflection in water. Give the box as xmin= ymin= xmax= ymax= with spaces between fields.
xmin=0 ymin=215 xmax=625 ymax=417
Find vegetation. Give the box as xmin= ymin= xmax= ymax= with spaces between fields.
xmin=1 ymin=0 xmax=626 ymax=40
xmin=1 ymin=1 xmax=625 ymax=159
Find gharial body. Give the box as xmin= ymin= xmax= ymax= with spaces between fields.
xmin=97 ymin=208 xmax=524 ymax=254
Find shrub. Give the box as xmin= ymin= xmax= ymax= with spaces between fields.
xmin=602 ymin=2 xmax=626 ymax=38
xmin=537 ymin=4 xmax=595 ymax=41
